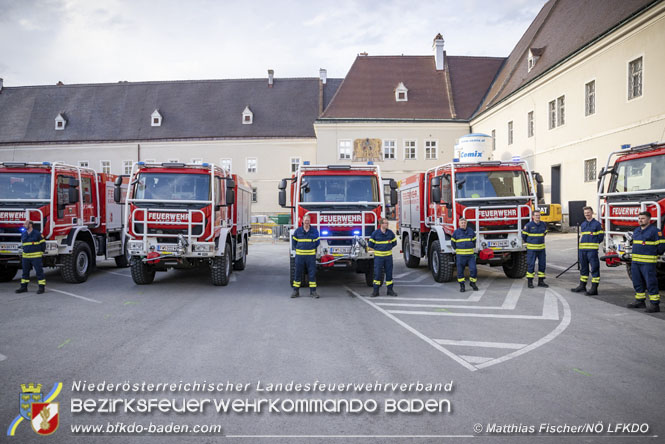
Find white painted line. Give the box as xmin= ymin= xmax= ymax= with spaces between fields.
xmin=398 ymin=273 xmax=431 ymax=283
xmin=434 ymin=339 xmax=526 ymax=349
xmin=230 ymin=273 xmax=237 ymax=282
xmin=459 ymin=355 xmax=493 ymax=364
xmin=49 ymin=288 xmax=102 ymax=304
xmin=501 ymin=280 xmax=523 ymax=309
xmin=345 ymin=285 xmax=477 ymax=372
xmin=475 ymin=289 xmax=572 ymax=369
xmin=105 ymin=271 xmax=131 ymax=278
xmin=547 ymin=264 xmax=568 ymax=271
xmin=387 ymin=292 xmax=559 ymax=320
xmin=373 ymin=278 xmax=494 ymax=302
xmin=393 ymin=272 xmax=414 ymax=279
xmin=0 ymin=352 xmax=6 ymax=361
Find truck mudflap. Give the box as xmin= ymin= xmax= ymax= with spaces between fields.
xmin=430 ymin=225 xmax=453 ymax=253
xmin=214 ymin=227 xmax=233 ymax=256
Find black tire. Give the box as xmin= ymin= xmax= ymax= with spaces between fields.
xmin=626 ymin=262 xmax=632 ymax=280
xmin=211 ymin=243 xmax=231 ymax=286
xmin=114 ymin=243 xmax=131 ymax=268
xmin=403 ymin=237 xmax=421 ymax=268
xmin=429 ymin=240 xmax=455 ymax=282
xmin=233 ymin=238 xmax=247 ymax=271
xmin=0 ymin=265 xmax=18 ymax=282
xmin=503 ymin=251 xmax=528 ymax=278
xmin=61 ymin=241 xmax=92 ymax=283
xmin=365 ymin=265 xmax=374 ymax=287
xmin=130 ymin=257 xmax=155 ymax=285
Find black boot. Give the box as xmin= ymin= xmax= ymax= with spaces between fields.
xmin=646 ymin=302 xmax=660 ymax=313
xmin=627 ymin=299 xmax=646 ymax=309
xmin=37 ymin=285 xmax=45 ymax=294
xmin=585 ymin=283 xmax=598 ymax=296
xmin=570 ymin=281 xmax=587 ymax=293
xmin=290 ymin=289 xmax=299 ymax=298
xmin=371 ymin=288 xmax=379 ymax=297
xmin=538 ymin=278 xmax=549 ymax=288
xmin=527 ymin=278 xmax=534 ymax=289
xmin=387 ymin=288 xmax=397 ymax=297
xmin=310 ymin=290 xmax=319 ymax=299
xmin=15 ymin=285 xmax=28 ymax=294
xmin=459 ymin=282 xmax=465 ymax=293
xmin=469 ymin=281 xmax=478 ymax=291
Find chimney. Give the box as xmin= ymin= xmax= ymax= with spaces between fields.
xmin=268 ymin=69 xmax=274 ymax=87
xmin=319 ymin=68 xmax=327 ymax=85
xmin=0 ymin=78 xmax=3 ymax=93
xmin=433 ymin=33 xmax=445 ymax=70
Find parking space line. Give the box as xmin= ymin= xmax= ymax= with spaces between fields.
xmin=373 ymin=278 xmax=495 ymax=302
xmin=433 ymin=339 xmax=526 ymax=349
xmin=346 ymin=285 xmax=478 ymax=372
xmin=49 ymin=288 xmax=102 ymax=304
xmin=104 ymin=271 xmax=132 ymax=278
xmin=459 ymin=355 xmax=493 ymax=364
xmin=398 ymin=273 xmax=431 ymax=283
xmin=0 ymin=352 xmax=6 ymax=361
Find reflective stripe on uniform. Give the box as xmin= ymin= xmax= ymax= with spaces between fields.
xmin=526 ymin=272 xmax=534 ymax=278
xmin=385 ymin=280 xmax=393 ymax=286
xmin=293 ymin=237 xmax=319 ymax=242
xmin=293 ymin=281 xmax=301 ymax=288
xmin=373 ymin=280 xmax=382 ymax=285
xmin=21 ymin=279 xmax=29 ymax=284
xmin=457 ymin=278 xmax=465 ymax=282
xmin=22 ymin=252 xmax=43 ymax=258
xmin=373 ymin=250 xmax=392 ymax=257
xmin=526 ymin=243 xmax=546 ymax=250
xmin=580 ymin=231 xmax=604 ymax=235
xmin=649 ymin=294 xmax=660 ymax=301
xmin=295 ymin=249 xmax=316 ymax=255
xmin=22 ymin=240 xmax=45 ymax=246
xmin=469 ymin=277 xmax=477 ymax=282
xmin=309 ymin=282 xmax=317 ymax=288
xmin=538 ymin=272 xmax=546 ymax=278
xmin=455 ymin=249 xmax=475 ymax=255
xmin=522 ymin=232 xmax=545 ymax=237
xmin=635 ymin=292 xmax=646 ymax=300
xmin=579 ymin=243 xmax=599 ymax=249
xmin=451 ymin=237 xmax=476 ymax=242
xmin=38 ymin=279 xmax=46 ymax=285
xmin=591 ymin=277 xmax=600 ymax=283
xmin=580 ymin=275 xmax=589 ymax=282
xmin=632 ymin=254 xmax=657 ymax=263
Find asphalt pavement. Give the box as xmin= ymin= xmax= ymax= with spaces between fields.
xmin=0 ymin=232 xmax=663 ymax=444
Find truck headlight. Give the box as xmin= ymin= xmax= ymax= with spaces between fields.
xmin=129 ymin=241 xmax=143 ymax=250
xmin=45 ymin=242 xmax=58 ymax=251
xmin=193 ymin=243 xmax=213 ymax=252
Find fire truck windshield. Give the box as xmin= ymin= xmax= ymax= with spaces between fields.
xmin=455 ymin=171 xmax=529 ymax=199
xmin=134 ymin=173 xmax=210 ymax=201
xmin=0 ymin=173 xmax=51 ymax=200
xmin=610 ymin=155 xmax=665 ymax=193
xmin=301 ymin=175 xmax=379 ymax=203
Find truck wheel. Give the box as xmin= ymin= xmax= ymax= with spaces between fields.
xmin=503 ymin=251 xmax=527 ymax=278
xmin=130 ymin=257 xmax=155 ymax=284
xmin=233 ymin=238 xmax=247 ymax=271
xmin=365 ymin=265 xmax=374 ymax=287
xmin=211 ymin=243 xmax=231 ymax=286
xmin=430 ymin=240 xmax=455 ymax=282
xmin=403 ymin=237 xmax=420 ymax=268
xmin=0 ymin=265 xmax=18 ymax=282
xmin=114 ymin=244 xmax=131 ymax=268
xmin=61 ymin=241 xmax=92 ymax=283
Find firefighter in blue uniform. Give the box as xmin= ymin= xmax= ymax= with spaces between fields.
xmin=627 ymin=211 xmax=665 ymax=313
xmin=291 ymin=214 xmax=320 ymax=299
xmin=15 ymin=220 xmax=46 ymax=294
xmin=522 ymin=210 xmax=548 ymax=288
xmin=571 ymin=207 xmax=604 ymax=295
xmin=452 ymin=218 xmax=478 ymax=292
xmin=369 ymin=218 xmax=398 ymax=297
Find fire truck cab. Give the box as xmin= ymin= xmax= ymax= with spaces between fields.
xmin=0 ymin=162 xmax=127 ymax=283
xmin=278 ymin=163 xmax=397 ymax=287
xmin=398 ymin=135 xmax=542 ymax=282
xmin=118 ymin=162 xmax=252 ymax=286
xmin=597 ymin=142 xmax=665 ymax=281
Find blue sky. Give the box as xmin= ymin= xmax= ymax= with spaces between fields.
xmin=0 ymin=0 xmax=548 ymax=86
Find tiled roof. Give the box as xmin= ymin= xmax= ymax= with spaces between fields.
xmin=0 ymin=78 xmax=341 ymax=144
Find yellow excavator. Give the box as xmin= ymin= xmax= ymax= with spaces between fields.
xmin=532 ymin=172 xmax=563 ymax=230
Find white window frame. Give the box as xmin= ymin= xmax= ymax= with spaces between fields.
xmin=491 ymin=129 xmax=496 ymax=151
xmin=251 ymin=187 xmax=258 ymax=203
xmin=556 ymin=95 xmax=565 ymax=127
xmin=151 ymin=110 xmax=162 ymax=127
xmin=338 ymin=140 xmax=352 ymax=160
xmin=507 ymin=121 xmax=513 ymax=145
xmin=548 ymin=100 xmax=556 ymax=130
xmin=100 ymin=160 xmax=111 ymax=175
xmin=527 ymin=111 xmax=534 ymax=138
xmin=220 ymin=158 xmax=232 ymax=173
xmin=404 ymin=140 xmax=417 ymax=160
xmin=290 ymin=157 xmax=301 ymax=173
xmin=246 ymin=157 xmax=257 ymax=173
xmin=425 ymin=140 xmax=438 ymax=160
xmin=627 ymin=55 xmax=644 ymax=101
xmin=585 ymin=79 xmax=596 ymax=116
xmin=122 ymin=160 xmax=133 ymax=175
xmin=78 ymin=161 xmax=89 ymax=168
xmin=383 ymin=140 xmax=396 ymax=160
xmin=584 ymin=158 xmax=597 ymax=183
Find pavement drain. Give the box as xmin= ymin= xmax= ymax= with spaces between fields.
xmin=573 ymin=368 xmax=591 ymax=376
xmin=57 ymin=339 xmax=71 ymax=349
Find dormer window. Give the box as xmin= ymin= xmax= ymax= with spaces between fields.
xmin=395 ymin=82 xmax=408 ymax=102
xmin=151 ymin=109 xmax=162 ymax=127
xmin=242 ymin=106 xmax=253 ymax=125
xmin=55 ymin=113 xmax=67 ymax=130
xmin=528 ymin=47 xmax=544 ymax=73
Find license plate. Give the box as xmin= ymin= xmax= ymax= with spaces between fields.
xmin=330 ymin=247 xmax=351 ymax=254
xmin=488 ymin=240 xmax=509 ymax=248
xmin=157 ymin=245 xmax=179 ymax=252
xmin=0 ymin=243 xmax=19 ymax=251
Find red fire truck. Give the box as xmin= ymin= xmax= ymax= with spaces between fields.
xmin=398 ymin=159 xmax=542 ymax=281
xmin=118 ymin=162 xmax=252 ymax=286
xmin=278 ymin=163 xmax=397 ymax=286
xmin=0 ymin=162 xmax=128 ymax=283
xmin=597 ymin=142 xmax=665 ymax=281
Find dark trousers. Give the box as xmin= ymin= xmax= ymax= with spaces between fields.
xmin=21 ymin=257 xmax=45 ymax=287
xmin=631 ymin=261 xmax=660 ymax=303
xmin=293 ymin=255 xmax=316 ymax=290
xmin=373 ymin=255 xmax=394 ymax=290
xmin=526 ymin=249 xmax=546 ymax=279
xmin=579 ymin=249 xmax=600 ymax=284
xmin=456 ymin=254 xmax=477 ymax=282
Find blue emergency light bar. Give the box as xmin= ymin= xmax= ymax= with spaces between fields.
xmin=621 ymin=144 xmax=631 ymax=149
xmin=321 ymin=230 xmax=329 ymax=236
xmin=303 ymin=161 xmax=310 ymax=165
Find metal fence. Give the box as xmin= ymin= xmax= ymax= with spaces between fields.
xmin=251 ymin=223 xmax=291 ymax=241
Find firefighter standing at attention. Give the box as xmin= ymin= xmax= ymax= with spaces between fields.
xmin=627 ymin=211 xmax=665 ymax=313
xmin=291 ymin=214 xmax=320 ymax=299
xmin=452 ymin=218 xmax=478 ymax=292
xmin=16 ymin=220 xmax=46 ymax=294
xmin=571 ymin=206 xmax=604 ymax=296
xmin=369 ymin=218 xmax=397 ymax=297
xmin=522 ymin=210 xmax=548 ymax=288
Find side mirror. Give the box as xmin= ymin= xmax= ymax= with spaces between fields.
xmin=534 ymin=172 xmax=544 ymax=184
xmin=390 ymin=189 xmax=397 ymax=206
xmin=226 ymin=178 xmax=236 ymax=189
xmin=430 ymin=176 xmax=442 ymax=203
xmin=113 ymin=187 xmax=122 ymax=204
xmin=387 ymin=178 xmax=398 ymax=190
xmin=68 ymin=187 xmax=79 ymax=204
xmin=445 ymin=202 xmax=452 ymax=210
xmin=278 ymin=189 xmax=287 ymax=207
xmin=278 ymin=179 xmax=288 ymax=190
xmin=69 ymin=178 xmax=79 ymax=188
xmin=536 ymin=183 xmax=544 ymax=201
xmin=302 ymin=180 xmax=310 ymax=193
xmin=114 ymin=176 xmax=123 ymax=187
xmin=226 ymin=188 xmax=235 ymax=206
